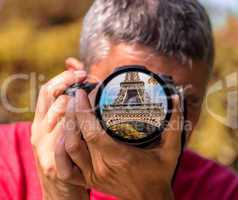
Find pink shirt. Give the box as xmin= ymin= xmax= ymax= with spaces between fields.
xmin=0 ymin=122 xmax=238 ymax=200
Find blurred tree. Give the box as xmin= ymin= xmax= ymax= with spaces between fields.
xmin=0 ymin=0 xmax=92 ymax=26
xmin=0 ymin=19 xmax=84 ymax=122
xmin=0 ymin=1 xmax=92 ymax=122
xmin=189 ymin=17 xmax=238 ymax=169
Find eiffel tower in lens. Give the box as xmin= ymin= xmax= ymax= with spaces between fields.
xmin=102 ymin=72 xmax=165 ymax=137
xmin=113 ymin=72 xmax=149 ymax=105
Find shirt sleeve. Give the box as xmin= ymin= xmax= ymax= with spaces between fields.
xmin=0 ymin=122 xmax=42 ymax=200
xmin=173 ymin=150 xmax=238 ymax=200
xmin=0 ymin=156 xmax=11 ymax=200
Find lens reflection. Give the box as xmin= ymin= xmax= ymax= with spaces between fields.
xmin=99 ymin=71 xmax=168 ymax=140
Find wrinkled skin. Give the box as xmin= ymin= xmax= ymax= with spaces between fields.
xmin=31 ymin=59 xmax=89 ymax=200
xmin=61 ymin=89 xmax=181 ymax=200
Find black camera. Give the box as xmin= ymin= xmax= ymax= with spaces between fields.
xmin=65 ymin=65 xmax=186 ymax=147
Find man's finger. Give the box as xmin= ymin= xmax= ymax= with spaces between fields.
xmin=160 ymin=94 xmax=183 ymax=153
xmin=88 ymin=84 xmax=100 ymax=108
xmin=35 ymin=70 xmax=87 ymax=121
xmin=35 ymin=119 xmax=65 ymax=172
xmin=42 ymin=95 xmax=70 ymax=133
xmin=55 ymin=136 xmax=86 ymax=186
xmin=65 ymin=58 xmax=84 ymax=71
xmin=46 ymin=70 xmax=87 ymax=98
xmin=75 ymin=89 xmax=106 ymax=148
xmin=64 ymin=97 xmax=93 ymax=181
xmin=64 ymin=131 xmax=92 ymax=182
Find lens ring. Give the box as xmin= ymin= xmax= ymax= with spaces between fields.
xmin=95 ymin=65 xmax=173 ymax=146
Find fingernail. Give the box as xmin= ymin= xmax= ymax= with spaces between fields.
xmin=76 ymin=89 xmax=86 ymax=98
xmin=67 ymin=66 xmax=75 ymax=71
xmin=60 ymin=137 xmax=65 ymax=145
xmin=74 ymin=70 xmax=87 ymax=78
xmin=66 ymin=57 xmax=74 ymax=62
xmin=66 ymin=57 xmax=78 ymax=65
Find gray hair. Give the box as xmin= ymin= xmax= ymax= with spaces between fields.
xmin=80 ymin=0 xmax=214 ymax=69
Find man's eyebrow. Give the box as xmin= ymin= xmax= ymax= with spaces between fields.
xmin=183 ymin=87 xmax=202 ymax=99
xmin=187 ymin=94 xmax=202 ymax=101
xmin=185 ymin=93 xmax=203 ymax=105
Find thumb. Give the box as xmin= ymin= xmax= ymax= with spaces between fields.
xmin=156 ymin=94 xmax=183 ymax=160
xmin=75 ymin=89 xmax=107 ymax=150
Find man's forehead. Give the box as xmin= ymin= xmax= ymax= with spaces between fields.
xmin=88 ymin=44 xmax=209 ymax=87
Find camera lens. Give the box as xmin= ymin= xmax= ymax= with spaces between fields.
xmin=95 ymin=66 xmax=173 ymax=147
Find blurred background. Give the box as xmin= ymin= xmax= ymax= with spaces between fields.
xmin=0 ymin=0 xmax=237 ymax=170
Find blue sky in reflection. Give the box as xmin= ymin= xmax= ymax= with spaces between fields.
xmin=99 ymin=72 xmax=168 ymax=114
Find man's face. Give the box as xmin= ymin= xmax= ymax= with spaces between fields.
xmin=87 ymin=43 xmax=210 ymax=135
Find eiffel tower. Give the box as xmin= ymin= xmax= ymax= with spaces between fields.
xmin=113 ymin=72 xmax=150 ymax=105
xmin=102 ymin=72 xmax=165 ymax=139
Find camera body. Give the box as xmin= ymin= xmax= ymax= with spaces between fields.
xmin=65 ymin=65 xmax=186 ymax=147
xmin=64 ymin=82 xmax=97 ymax=96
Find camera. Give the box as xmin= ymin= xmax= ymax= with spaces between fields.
xmin=65 ymin=65 xmax=186 ymax=147
xmin=64 ymin=82 xmax=97 ymax=96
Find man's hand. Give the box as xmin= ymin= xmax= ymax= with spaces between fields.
xmin=63 ymin=89 xmax=183 ymax=200
xmin=31 ymin=58 xmax=89 ymax=200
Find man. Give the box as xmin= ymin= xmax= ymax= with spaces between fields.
xmin=0 ymin=0 xmax=238 ymax=199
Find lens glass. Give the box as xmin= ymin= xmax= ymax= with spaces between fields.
xmin=98 ymin=70 xmax=169 ymax=142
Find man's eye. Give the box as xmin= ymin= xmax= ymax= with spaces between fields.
xmin=187 ymin=97 xmax=202 ymax=107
